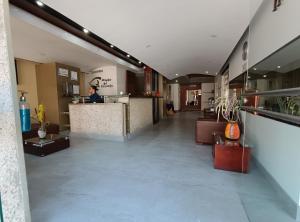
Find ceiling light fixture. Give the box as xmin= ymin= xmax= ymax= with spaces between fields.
xmin=127 ymin=54 xmax=130 ymax=58
xmin=110 ymin=45 xmax=114 ymax=48
xmin=263 ymin=75 xmax=267 ymax=78
xmin=143 ymin=66 xmax=146 ymax=69
xmin=138 ymin=61 xmax=142 ymax=64
xmin=36 ymin=1 xmax=44 ymax=7
xmin=175 ymin=80 xmax=178 ymax=83
xmin=277 ymin=65 xmax=281 ymax=69
xmin=205 ymin=71 xmax=209 ymax=74
xmin=175 ymin=74 xmax=178 ymax=76
xmin=83 ymin=28 xmax=89 ymax=34
xmin=253 ymin=67 xmax=257 ymax=71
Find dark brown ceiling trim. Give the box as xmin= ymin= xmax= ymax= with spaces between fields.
xmin=186 ymin=74 xmax=216 ymax=78
xmin=9 ymin=0 xmax=144 ymax=68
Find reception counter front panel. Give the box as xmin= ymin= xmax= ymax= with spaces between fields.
xmin=69 ymin=103 xmax=126 ymax=141
xmin=129 ymin=98 xmax=153 ymax=134
xmin=69 ymin=98 xmax=153 ymax=141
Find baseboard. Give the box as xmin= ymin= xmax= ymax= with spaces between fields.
xmin=70 ymin=132 xmax=126 ymax=142
xmin=127 ymin=124 xmax=153 ymax=140
xmin=252 ymin=156 xmax=300 ymax=221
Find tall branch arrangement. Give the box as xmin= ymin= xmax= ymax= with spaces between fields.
xmin=215 ymin=96 xmax=241 ymax=122
xmin=34 ymin=104 xmax=46 ymax=129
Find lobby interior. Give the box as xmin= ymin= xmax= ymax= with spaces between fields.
xmin=1 ymin=0 xmax=300 ymax=222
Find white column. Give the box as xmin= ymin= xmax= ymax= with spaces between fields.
xmin=0 ymin=0 xmax=31 ymax=221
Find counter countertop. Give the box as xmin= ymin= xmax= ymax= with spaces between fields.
xmin=69 ymin=103 xmax=123 ymax=105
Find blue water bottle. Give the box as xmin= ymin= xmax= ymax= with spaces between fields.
xmin=19 ymin=91 xmax=31 ymax=132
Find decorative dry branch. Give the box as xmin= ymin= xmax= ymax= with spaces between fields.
xmin=215 ymin=95 xmax=241 ymax=122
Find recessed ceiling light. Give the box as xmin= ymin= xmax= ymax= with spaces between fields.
xmin=127 ymin=54 xmax=130 ymax=58
xmin=277 ymin=65 xmax=281 ymax=69
xmin=263 ymin=75 xmax=267 ymax=78
xmin=205 ymin=71 xmax=209 ymax=74
xmin=83 ymin=28 xmax=89 ymax=34
xmin=110 ymin=45 xmax=114 ymax=48
xmin=36 ymin=1 xmax=44 ymax=6
xmin=253 ymin=67 xmax=257 ymax=71
xmin=138 ymin=61 xmax=142 ymax=64
xmin=175 ymin=80 xmax=178 ymax=83
xmin=175 ymin=74 xmax=178 ymax=76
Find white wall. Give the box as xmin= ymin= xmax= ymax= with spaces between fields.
xmin=201 ymin=83 xmax=214 ymax=110
xmin=227 ymin=0 xmax=263 ymax=81
xmin=170 ymin=83 xmax=180 ymax=111
xmin=85 ymin=66 xmax=117 ymax=95
xmin=116 ymin=66 xmax=127 ymax=95
xmin=241 ymin=111 xmax=300 ymax=206
xmin=245 ymin=2 xmax=300 ymax=207
xmin=84 ymin=65 xmax=128 ymax=96
xmin=249 ymin=0 xmax=300 ymax=68
xmin=225 ymin=0 xmax=300 ymax=213
xmin=229 ymin=32 xmax=248 ymax=81
xmin=228 ymin=0 xmax=300 ymax=80
xmin=16 ymin=59 xmax=39 ymax=113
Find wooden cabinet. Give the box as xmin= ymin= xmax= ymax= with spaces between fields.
xmin=213 ymin=133 xmax=251 ymax=173
xmin=195 ymin=119 xmax=226 ymax=144
xmin=36 ymin=63 xmax=80 ymax=130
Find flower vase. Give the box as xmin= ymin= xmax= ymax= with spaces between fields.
xmin=225 ymin=121 xmax=240 ymax=140
xmin=38 ymin=127 xmax=46 ymax=139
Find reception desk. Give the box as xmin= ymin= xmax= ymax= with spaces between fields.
xmin=69 ymin=97 xmax=153 ymax=141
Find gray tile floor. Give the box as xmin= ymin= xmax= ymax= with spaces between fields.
xmin=25 ymin=112 xmax=295 ymax=222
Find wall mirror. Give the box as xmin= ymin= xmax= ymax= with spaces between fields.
xmin=230 ymin=36 xmax=300 ymax=125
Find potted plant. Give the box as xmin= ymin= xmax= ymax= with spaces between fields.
xmin=215 ymin=95 xmax=241 ymax=140
xmin=34 ymin=104 xmax=47 ymax=139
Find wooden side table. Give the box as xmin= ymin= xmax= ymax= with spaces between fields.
xmin=212 ymin=132 xmax=251 ymax=173
xmin=24 ymin=134 xmax=70 ymax=157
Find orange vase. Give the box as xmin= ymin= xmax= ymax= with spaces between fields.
xmin=225 ymin=121 xmax=240 ymax=140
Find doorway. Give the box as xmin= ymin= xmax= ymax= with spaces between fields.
xmin=180 ymin=84 xmax=202 ymax=111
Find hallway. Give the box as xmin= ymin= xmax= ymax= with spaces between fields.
xmin=25 ymin=112 xmax=294 ymax=222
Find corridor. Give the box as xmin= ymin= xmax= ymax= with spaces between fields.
xmin=25 ymin=112 xmax=293 ymax=222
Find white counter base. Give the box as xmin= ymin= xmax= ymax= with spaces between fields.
xmin=69 ymin=98 xmax=153 ymax=142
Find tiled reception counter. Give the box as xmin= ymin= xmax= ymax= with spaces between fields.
xmin=69 ymin=97 xmax=153 ymax=141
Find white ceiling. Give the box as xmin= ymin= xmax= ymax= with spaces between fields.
xmin=10 ymin=15 xmax=116 ymax=72
xmin=41 ymin=0 xmax=262 ymax=79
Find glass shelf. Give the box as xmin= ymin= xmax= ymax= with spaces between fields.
xmin=242 ymin=106 xmax=300 ymax=126
xmin=242 ymin=87 xmax=300 ymax=97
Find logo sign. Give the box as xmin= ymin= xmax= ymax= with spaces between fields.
xmin=100 ymin=78 xmax=113 ymax=88
xmin=242 ymin=41 xmax=248 ymax=61
xmin=273 ymin=0 xmax=282 ymax=11
xmin=89 ymin=76 xmax=114 ymax=88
